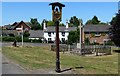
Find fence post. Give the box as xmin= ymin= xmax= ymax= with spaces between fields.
xmin=95 ymin=45 xmax=98 ymax=56
xmin=109 ymin=46 xmax=112 ymax=55
xmin=110 ymin=46 xmax=112 ymax=54
xmin=68 ymin=45 xmax=71 ymax=52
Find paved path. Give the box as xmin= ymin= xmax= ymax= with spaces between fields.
xmin=2 ymin=54 xmax=74 ymax=74
xmin=2 ymin=42 xmax=74 ymax=74
xmin=2 ymin=54 xmax=30 ymax=74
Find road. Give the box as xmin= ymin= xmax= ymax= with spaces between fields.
xmin=2 ymin=42 xmax=52 ymax=47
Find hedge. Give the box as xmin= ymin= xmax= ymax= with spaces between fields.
xmin=2 ymin=36 xmax=42 ymax=43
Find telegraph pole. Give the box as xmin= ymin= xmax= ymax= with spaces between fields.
xmin=22 ymin=26 xmax=23 ymax=46
xmin=79 ymin=22 xmax=82 ymax=50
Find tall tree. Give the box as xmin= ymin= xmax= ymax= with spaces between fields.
xmin=42 ymin=20 xmax=65 ymax=27
xmin=85 ymin=16 xmax=100 ymax=25
xmin=30 ymin=18 xmax=42 ymax=30
xmin=69 ymin=16 xmax=80 ymax=27
xmin=68 ymin=28 xmax=79 ymax=45
xmin=47 ymin=20 xmax=55 ymax=26
xmin=109 ymin=12 xmax=120 ymax=47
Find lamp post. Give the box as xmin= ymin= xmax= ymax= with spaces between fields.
xmin=49 ymin=2 xmax=65 ymax=72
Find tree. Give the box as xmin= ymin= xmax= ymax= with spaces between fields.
xmin=84 ymin=38 xmax=90 ymax=45
xmin=110 ymin=17 xmax=116 ymax=25
xmin=30 ymin=18 xmax=42 ymax=30
xmin=109 ymin=12 xmax=120 ymax=47
xmin=47 ymin=20 xmax=55 ymax=26
xmin=69 ymin=16 xmax=80 ymax=27
xmin=68 ymin=28 xmax=79 ymax=45
xmin=23 ymin=31 xmax=30 ymax=37
xmin=99 ymin=22 xmax=108 ymax=25
xmin=85 ymin=16 xmax=100 ymax=25
xmin=41 ymin=20 xmax=65 ymax=27
xmin=59 ymin=23 xmax=65 ymax=26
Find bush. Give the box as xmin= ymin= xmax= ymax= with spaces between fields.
xmin=30 ymin=39 xmax=42 ymax=43
xmin=105 ymin=40 xmax=114 ymax=45
xmin=15 ymin=36 xmax=21 ymax=42
xmin=2 ymin=36 xmax=30 ymax=42
xmin=84 ymin=38 xmax=90 ymax=45
xmin=91 ymin=33 xmax=95 ymax=37
xmin=2 ymin=36 xmax=43 ymax=43
xmin=23 ymin=32 xmax=30 ymax=37
xmin=2 ymin=36 xmax=15 ymax=41
xmin=48 ymin=41 xmax=54 ymax=43
xmin=23 ymin=37 xmax=31 ymax=42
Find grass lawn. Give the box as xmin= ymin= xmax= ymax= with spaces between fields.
xmin=2 ymin=46 xmax=118 ymax=74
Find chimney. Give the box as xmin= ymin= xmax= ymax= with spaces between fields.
xmin=43 ymin=20 xmax=46 ymax=30
xmin=66 ymin=19 xmax=68 ymax=29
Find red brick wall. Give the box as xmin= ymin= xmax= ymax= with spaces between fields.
xmin=14 ymin=22 xmax=31 ymax=31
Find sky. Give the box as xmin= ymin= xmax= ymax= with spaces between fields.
xmin=1 ymin=0 xmax=120 ymax=2
xmin=1 ymin=2 xmax=119 ymax=25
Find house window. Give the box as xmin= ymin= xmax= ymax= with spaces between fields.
xmin=48 ymin=38 xmax=51 ymax=41
xmin=52 ymin=32 xmax=54 ymax=34
xmin=61 ymin=38 xmax=65 ymax=43
xmin=48 ymin=32 xmax=51 ymax=37
xmin=62 ymin=32 xmax=65 ymax=36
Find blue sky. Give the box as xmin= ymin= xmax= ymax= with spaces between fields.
xmin=2 ymin=2 xmax=118 ymax=25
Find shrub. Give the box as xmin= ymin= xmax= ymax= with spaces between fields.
xmin=30 ymin=39 xmax=42 ymax=43
xmin=23 ymin=32 xmax=30 ymax=37
xmin=105 ymin=40 xmax=114 ymax=45
xmin=2 ymin=36 xmax=15 ymax=41
xmin=84 ymin=38 xmax=90 ymax=45
xmin=2 ymin=36 xmax=42 ymax=43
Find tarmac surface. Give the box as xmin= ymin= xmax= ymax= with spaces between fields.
xmin=1 ymin=42 xmax=74 ymax=74
xmin=2 ymin=54 xmax=74 ymax=74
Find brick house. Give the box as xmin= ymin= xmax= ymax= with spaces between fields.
xmin=12 ymin=21 xmax=31 ymax=31
xmin=84 ymin=25 xmax=111 ymax=44
xmin=4 ymin=21 xmax=31 ymax=31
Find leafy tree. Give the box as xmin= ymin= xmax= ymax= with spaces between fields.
xmin=109 ymin=12 xmax=120 ymax=47
xmin=84 ymin=38 xmax=90 ymax=45
xmin=110 ymin=17 xmax=115 ymax=25
xmin=47 ymin=20 xmax=55 ymax=26
xmin=68 ymin=28 xmax=79 ymax=45
xmin=59 ymin=23 xmax=65 ymax=26
xmin=99 ymin=22 xmax=108 ymax=25
xmin=85 ymin=16 xmax=100 ymax=25
xmin=41 ymin=20 xmax=65 ymax=27
xmin=23 ymin=31 xmax=30 ymax=37
xmin=30 ymin=18 xmax=42 ymax=30
xmin=69 ymin=16 xmax=80 ymax=27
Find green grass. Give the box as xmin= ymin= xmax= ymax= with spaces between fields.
xmin=2 ymin=46 xmax=118 ymax=74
